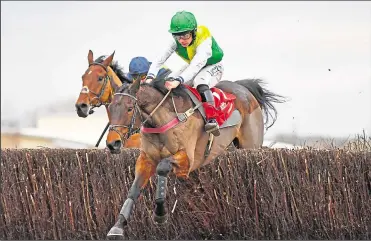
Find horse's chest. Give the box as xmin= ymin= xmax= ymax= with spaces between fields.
xmin=159 ymin=133 xmax=181 ymax=156
xmin=142 ymin=133 xmax=176 ymax=159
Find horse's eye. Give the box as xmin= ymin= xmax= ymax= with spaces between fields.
xmin=98 ymin=76 xmax=104 ymax=81
xmin=127 ymin=107 xmax=133 ymax=112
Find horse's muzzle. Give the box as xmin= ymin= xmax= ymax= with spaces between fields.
xmin=75 ymin=103 xmax=89 ymax=118
xmin=106 ymin=140 xmax=122 ymax=154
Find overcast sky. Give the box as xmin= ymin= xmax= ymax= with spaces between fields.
xmin=1 ymin=1 xmax=370 ymax=138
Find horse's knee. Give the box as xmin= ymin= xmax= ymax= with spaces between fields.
xmin=156 ymin=158 xmax=172 ymax=176
xmin=155 ymin=159 xmax=172 ymax=207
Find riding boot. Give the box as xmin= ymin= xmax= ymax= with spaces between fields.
xmin=197 ymin=84 xmax=220 ymax=136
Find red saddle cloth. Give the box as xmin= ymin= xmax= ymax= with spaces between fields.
xmin=183 ymin=85 xmax=236 ymax=126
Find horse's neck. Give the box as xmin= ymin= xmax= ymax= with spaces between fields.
xmin=107 ymin=66 xmax=121 ymax=84
xmin=104 ymin=105 xmax=111 ymax=123
xmin=106 ymin=66 xmax=122 ymax=100
xmin=139 ymin=88 xmax=194 ymax=128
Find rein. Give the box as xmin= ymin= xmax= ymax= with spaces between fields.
xmin=139 ymin=90 xmax=201 ymax=134
xmin=110 ymin=84 xmax=201 ymax=145
xmin=142 ymin=90 xmax=172 ymax=125
xmin=129 ymin=87 xmax=201 ymax=134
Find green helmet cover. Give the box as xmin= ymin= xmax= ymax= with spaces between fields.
xmin=169 ymin=11 xmax=197 ymax=34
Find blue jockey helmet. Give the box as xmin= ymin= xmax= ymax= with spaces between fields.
xmin=129 ymin=56 xmax=152 ymax=75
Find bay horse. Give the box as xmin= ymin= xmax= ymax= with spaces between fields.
xmin=106 ymin=64 xmax=287 ymax=237
xmin=74 ymin=50 xmax=141 ymax=148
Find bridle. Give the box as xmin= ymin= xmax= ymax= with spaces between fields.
xmin=79 ymin=62 xmax=113 ymax=114
xmin=108 ymin=92 xmax=143 ymax=145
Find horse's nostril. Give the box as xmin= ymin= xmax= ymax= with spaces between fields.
xmin=75 ymin=103 xmax=89 ymax=111
xmin=80 ymin=103 xmax=88 ymax=109
xmin=107 ymin=140 xmax=122 ymax=150
xmin=113 ymin=140 xmax=122 ymax=148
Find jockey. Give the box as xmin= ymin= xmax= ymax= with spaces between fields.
xmin=125 ymin=56 xmax=169 ymax=83
xmin=144 ymin=11 xmax=224 ymax=136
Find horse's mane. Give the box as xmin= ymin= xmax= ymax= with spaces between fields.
xmin=139 ymin=69 xmax=189 ymax=99
xmin=116 ymin=82 xmax=131 ymax=94
xmin=94 ymin=55 xmax=131 ymax=84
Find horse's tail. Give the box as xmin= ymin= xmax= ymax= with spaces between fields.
xmin=234 ymin=79 xmax=288 ymax=130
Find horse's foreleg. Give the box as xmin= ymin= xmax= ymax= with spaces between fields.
xmin=107 ymin=151 xmax=155 ymax=237
xmin=153 ymin=150 xmax=190 ymax=224
xmin=153 ymin=158 xmax=173 ymax=224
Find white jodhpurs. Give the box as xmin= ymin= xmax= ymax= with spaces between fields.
xmin=171 ymin=61 xmax=224 ymax=87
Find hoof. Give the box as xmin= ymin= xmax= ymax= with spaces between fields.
xmin=152 ymin=212 xmax=168 ymax=225
xmin=107 ymin=226 xmax=124 ymax=238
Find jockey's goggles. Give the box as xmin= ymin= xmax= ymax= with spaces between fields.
xmin=172 ymin=32 xmax=192 ymax=41
xmin=131 ymin=73 xmax=147 ymax=81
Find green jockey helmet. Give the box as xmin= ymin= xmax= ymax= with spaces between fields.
xmin=169 ymin=11 xmax=197 ymax=34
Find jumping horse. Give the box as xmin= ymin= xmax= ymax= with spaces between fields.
xmin=105 ymin=50 xmax=287 ymax=237
xmin=74 ymin=50 xmax=142 ymax=148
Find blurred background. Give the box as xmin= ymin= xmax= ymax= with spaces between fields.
xmin=1 ymin=1 xmax=370 ymax=149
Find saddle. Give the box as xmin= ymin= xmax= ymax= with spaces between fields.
xmin=183 ymin=84 xmax=237 ymax=127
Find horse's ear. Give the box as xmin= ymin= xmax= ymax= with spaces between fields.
xmin=88 ymin=50 xmax=94 ymax=65
xmin=103 ymin=51 xmax=115 ymax=67
xmin=129 ymin=76 xmax=141 ymax=95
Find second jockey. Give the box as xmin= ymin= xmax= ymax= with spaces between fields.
xmin=144 ymin=10 xmax=224 ymax=136
xmin=126 ymin=56 xmax=170 ymax=83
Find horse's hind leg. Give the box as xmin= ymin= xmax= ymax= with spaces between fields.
xmin=237 ymin=108 xmax=264 ymax=149
xmin=153 ymin=158 xmax=173 ymax=224
xmin=107 ymin=152 xmax=156 ymax=238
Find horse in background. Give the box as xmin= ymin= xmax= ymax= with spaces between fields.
xmin=74 ymin=50 xmax=141 ymax=148
xmin=75 ymin=50 xmax=129 ymax=118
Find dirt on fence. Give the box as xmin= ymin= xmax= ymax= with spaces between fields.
xmin=0 ymin=148 xmax=370 ymax=240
